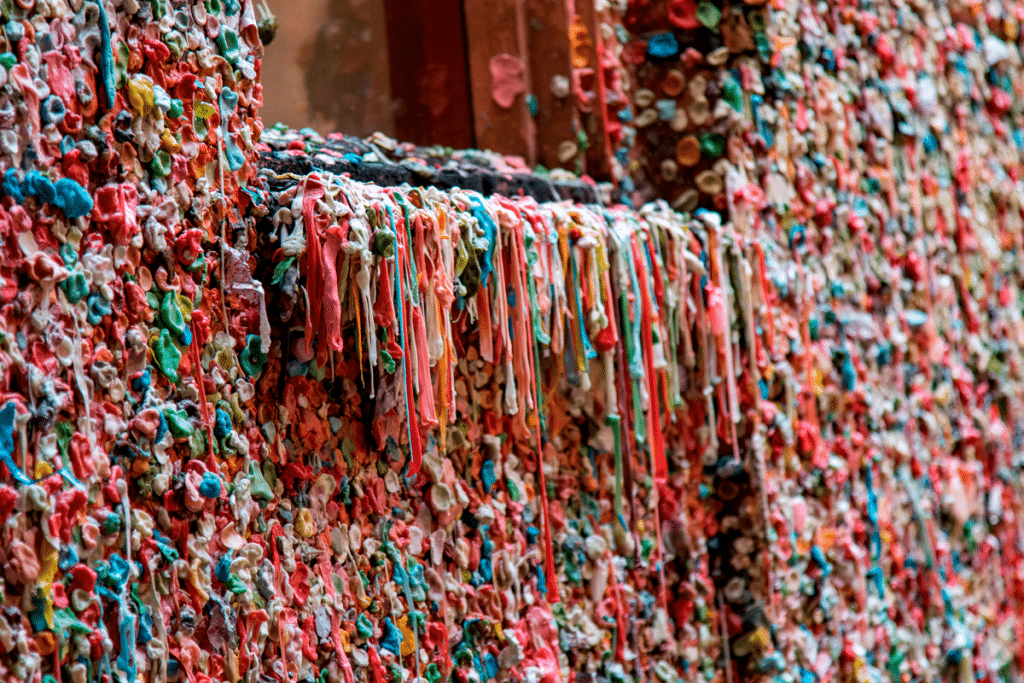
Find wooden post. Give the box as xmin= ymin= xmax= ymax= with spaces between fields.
xmin=524 ymin=0 xmax=579 ymax=171
xmin=571 ymin=0 xmax=611 ymax=179
xmin=463 ymin=0 xmax=536 ymax=164
xmin=384 ymin=0 xmax=474 ymax=149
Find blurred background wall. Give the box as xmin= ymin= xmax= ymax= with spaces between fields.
xmin=254 ymin=0 xmax=582 ymax=167
xmin=259 ymin=0 xmax=396 ymax=137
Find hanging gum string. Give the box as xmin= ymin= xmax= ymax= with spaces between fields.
xmin=266 ymin=171 xmax=833 ymax=657
xmin=190 ymin=320 xmax=217 ymax=465
xmin=739 ymin=239 xmax=776 ymax=621
xmin=704 ymin=221 xmax=742 ymax=463
xmin=411 ymin=211 xmax=438 ymax=428
xmin=613 ymin=217 xmax=646 ymax=549
xmin=631 ymin=234 xmax=668 ymax=484
xmin=641 ymin=231 xmax=676 ymax=427
xmin=437 ymin=260 xmax=452 ymax=453
xmin=519 ymin=213 xmax=554 ymax=439
xmin=568 ymin=241 xmax=588 ymax=384
xmin=616 ymin=222 xmax=647 ymax=448
xmin=608 ymin=414 xmax=625 ymax=523
xmin=513 ymin=213 xmax=560 ymax=603
xmin=300 ymin=174 xmax=326 ymax=359
xmin=603 ymin=548 xmax=627 ymax=662
xmin=218 ymin=137 xmax=231 ymax=338
xmin=385 ymin=204 xmax=423 ymax=476
xmin=498 ymin=201 xmax=535 ymax=435
xmin=630 ymin=234 xmax=669 ymax=613
xmin=539 ymin=220 xmax=559 ymax=356
xmin=431 ymin=202 xmax=456 ymax=430
xmin=556 ymin=218 xmax=577 ymax=368
xmin=608 ymin=227 xmax=638 ymax=542
xmin=658 ymin=232 xmax=683 ymax=408
xmin=521 ymin=209 xmax=553 ymax=345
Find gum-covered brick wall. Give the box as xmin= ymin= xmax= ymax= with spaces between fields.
xmin=0 ymin=0 xmax=270 ymax=681
xmin=0 ymin=2 xmax=1021 ymax=683
xmin=602 ymin=0 xmax=1024 ymax=677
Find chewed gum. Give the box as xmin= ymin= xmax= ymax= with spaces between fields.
xmin=0 ymin=1 xmax=1018 ymax=683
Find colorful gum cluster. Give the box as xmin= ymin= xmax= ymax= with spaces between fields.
xmin=251 ymin=166 xmax=741 ymax=683
xmin=0 ymin=1 xmax=267 ymax=683
xmin=588 ymin=0 xmax=1024 ymax=677
xmin=0 ymin=1 xmax=1023 ymax=683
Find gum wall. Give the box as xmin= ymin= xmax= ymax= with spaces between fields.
xmin=0 ymin=2 xmax=1020 ymax=683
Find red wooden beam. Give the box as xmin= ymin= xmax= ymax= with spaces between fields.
xmin=384 ymin=0 xmax=474 ymax=148
xmin=524 ymin=0 xmax=579 ymax=171
xmin=463 ymin=0 xmax=536 ymax=163
xmin=571 ymin=0 xmax=611 ymax=179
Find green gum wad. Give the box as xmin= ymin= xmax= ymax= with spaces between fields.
xmin=52 ymin=608 xmax=91 ymax=635
xmin=168 ymin=98 xmax=184 ymax=119
xmin=262 ymin=460 xmax=278 ymax=492
xmin=188 ymin=427 xmax=208 ymax=458
xmin=55 ymin=421 xmax=73 ymax=459
xmin=356 ymin=613 xmax=373 ymax=638
xmin=102 ymin=513 xmax=120 ymax=535
xmin=59 ymin=242 xmax=77 ymax=267
xmin=696 ymin=2 xmax=721 ymax=30
xmin=184 ymin=251 xmax=206 ymax=273
xmin=163 ymin=408 xmax=193 ymax=439
xmin=152 ymin=329 xmax=182 ymax=383
xmin=721 ymin=77 xmax=743 ymax=112
xmin=699 ymin=133 xmax=725 ymax=158
xmin=115 ymin=42 xmax=130 ymax=90
xmin=239 ymin=334 xmax=267 ymax=376
xmin=150 ymin=149 xmax=173 ymax=178
xmin=747 ymin=9 xmax=766 ymax=31
xmin=226 ymin=574 xmax=246 ymax=594
xmin=248 ymin=461 xmax=274 ymax=502
xmin=163 ymin=32 xmax=186 ymax=59
xmin=755 ymin=32 xmax=771 ymax=61
xmin=217 ymin=26 xmax=240 ymax=65
xmin=61 ymin=271 xmax=88 ymax=304
xmin=226 ymin=394 xmax=245 ymax=426
xmin=160 ymin=291 xmax=187 ymax=335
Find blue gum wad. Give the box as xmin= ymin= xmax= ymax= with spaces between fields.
xmin=219 ymin=87 xmax=246 ymax=171
xmin=199 ymin=472 xmax=221 ymax=498
xmin=95 ymin=552 xmax=138 ymax=683
xmin=647 ymin=32 xmax=679 ymax=59
xmin=21 ymin=170 xmax=56 ymax=204
xmin=380 ymin=617 xmax=403 ymax=656
xmin=53 ymin=178 xmax=93 ymax=219
xmin=5 ymin=165 xmax=93 ymax=218
xmin=1 ymin=169 xmax=22 ymax=202
xmin=0 ymin=402 xmax=31 ymax=485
